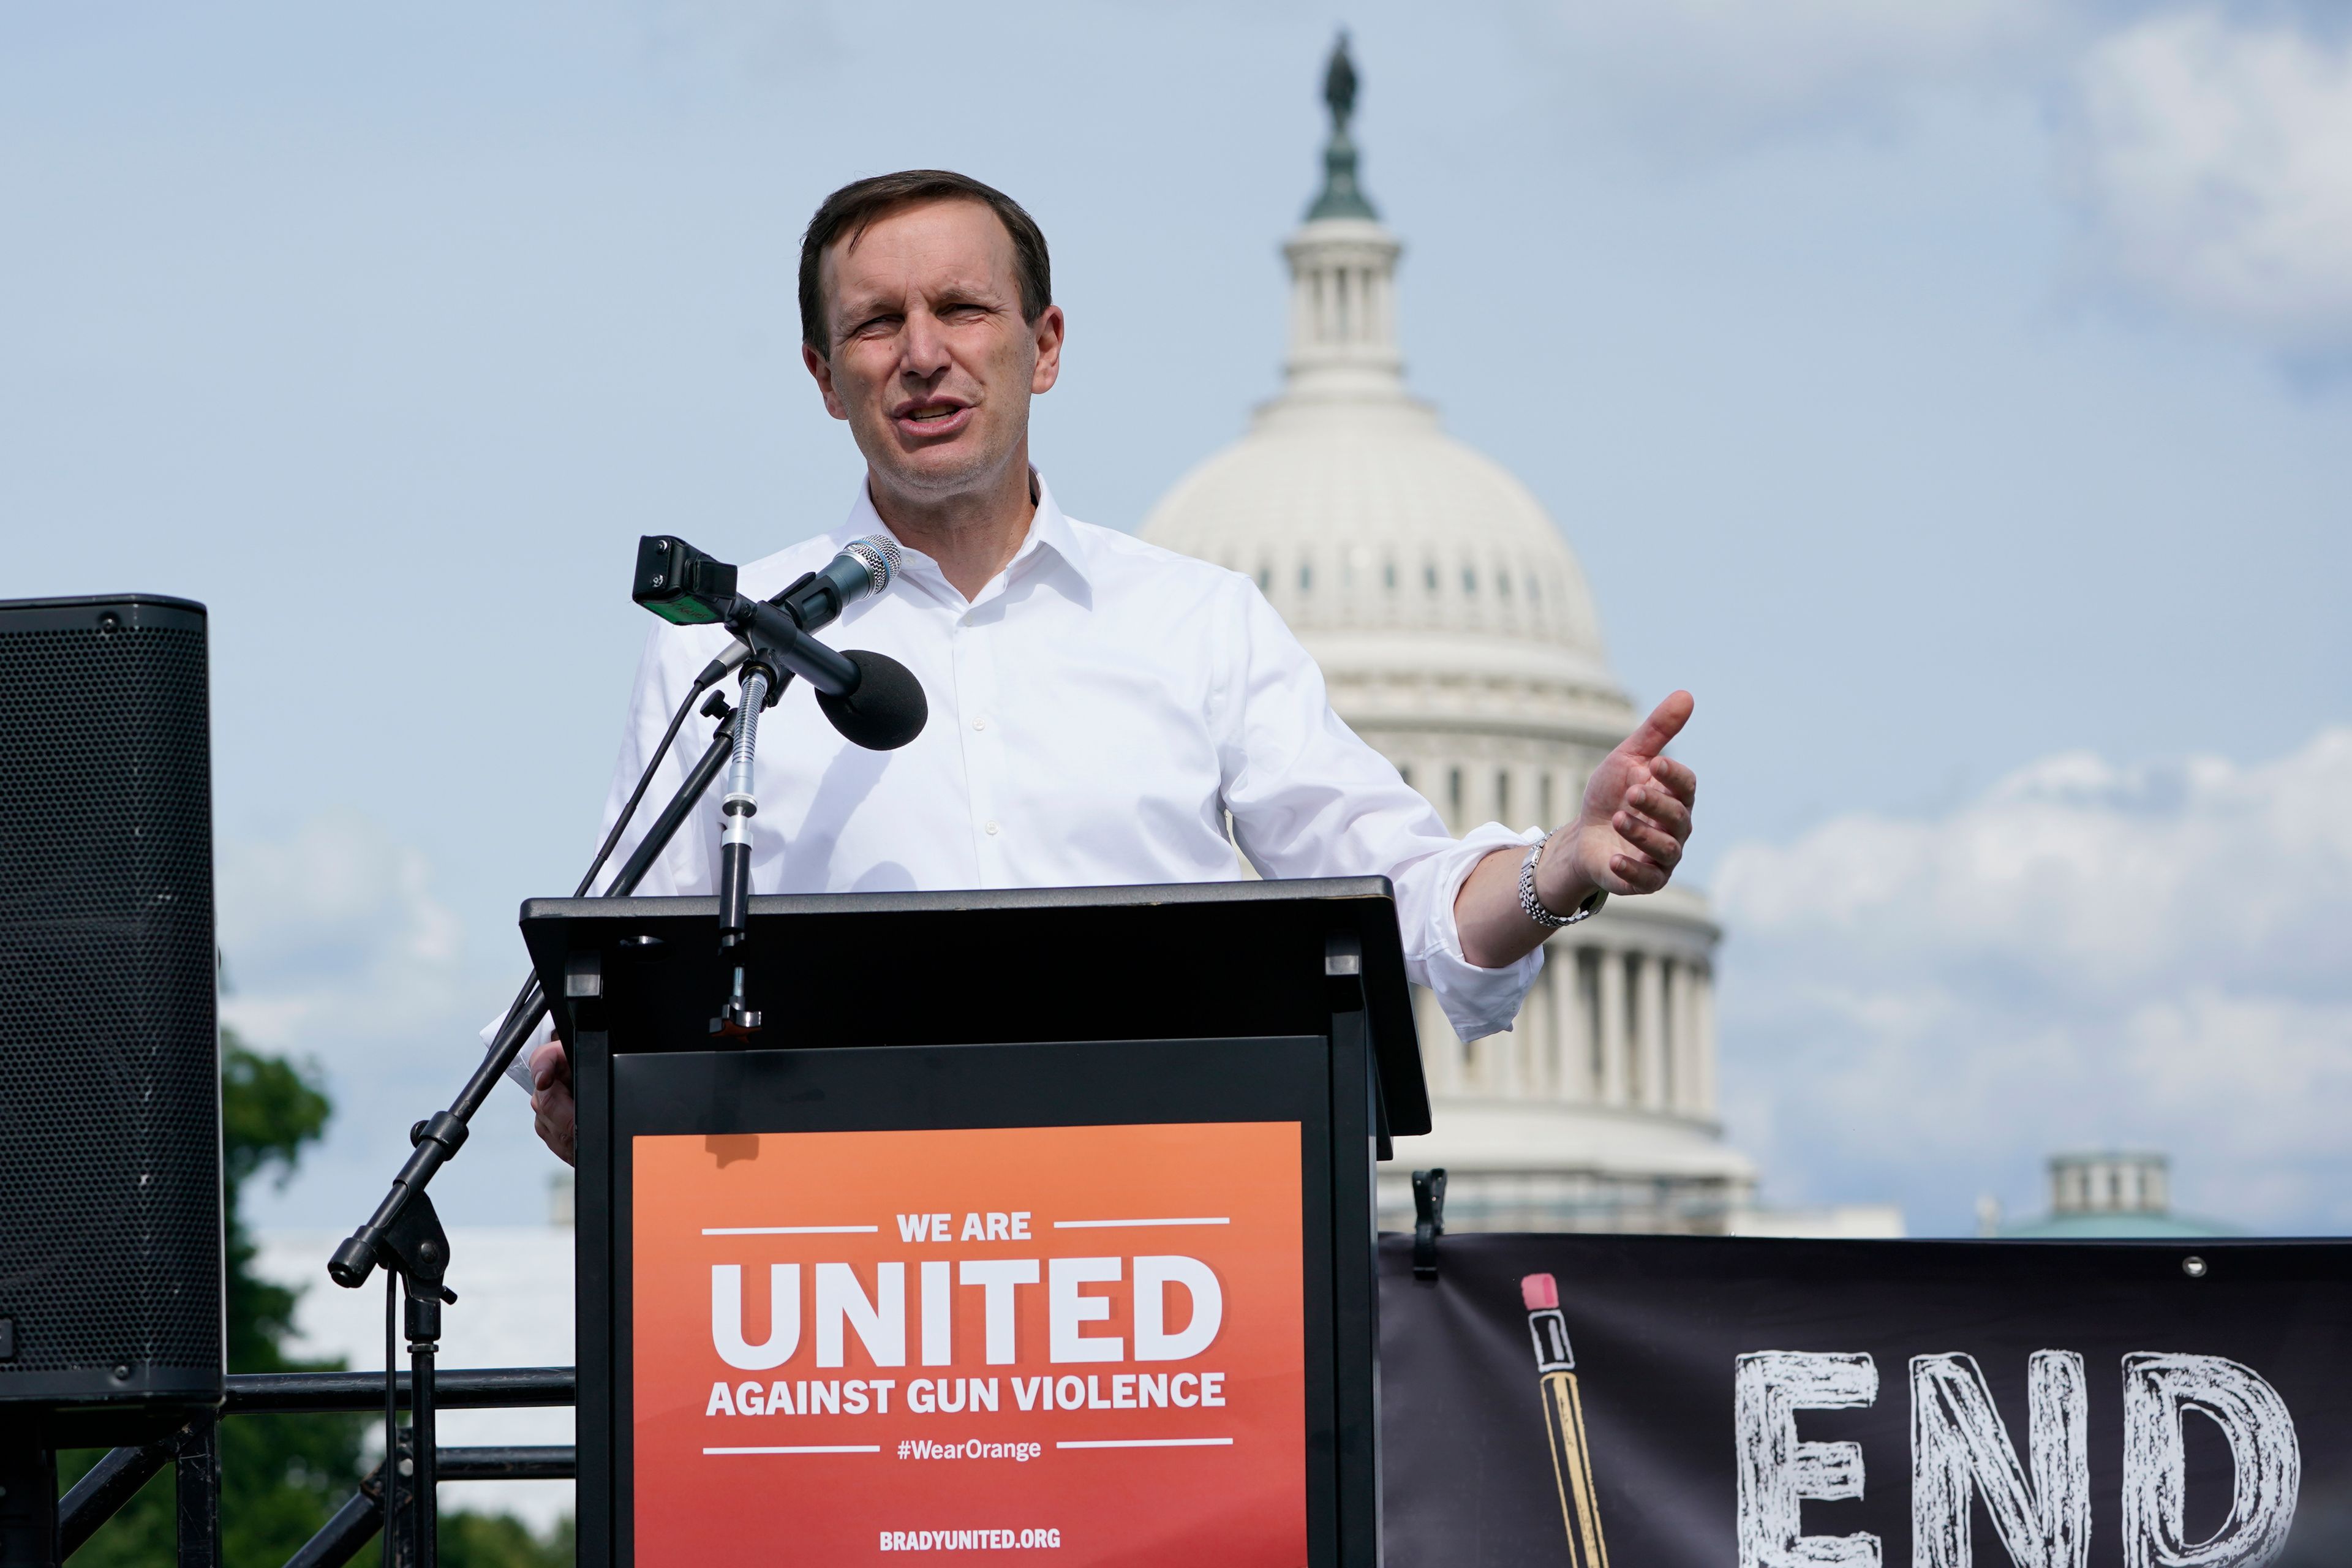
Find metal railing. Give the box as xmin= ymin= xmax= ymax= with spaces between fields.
xmin=59 ymin=1366 xmax=575 ymax=1568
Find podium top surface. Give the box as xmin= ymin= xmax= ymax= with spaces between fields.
xmin=521 ymin=876 xmax=1428 ymax=1135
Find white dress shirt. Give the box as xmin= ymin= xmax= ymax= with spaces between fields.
xmin=500 ymin=475 xmax=1540 ymax=1086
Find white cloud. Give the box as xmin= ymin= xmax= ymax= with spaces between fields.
xmin=1714 ymin=728 xmax=2352 ymax=1233
xmin=2065 ymin=9 xmax=2352 ymax=347
xmin=217 ymin=812 xmax=562 ymax=1230
xmin=1512 ymin=2 xmax=2352 ymax=355
xmin=217 ymin=810 xmax=469 ymax=1052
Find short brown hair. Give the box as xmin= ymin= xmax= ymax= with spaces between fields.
xmin=797 ymin=170 xmax=1052 ymax=356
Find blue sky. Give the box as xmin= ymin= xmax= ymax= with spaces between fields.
xmin=6 ymin=1 xmax=2348 ymax=1237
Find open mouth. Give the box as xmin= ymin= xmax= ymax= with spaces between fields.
xmin=895 ymin=400 xmax=970 ymax=433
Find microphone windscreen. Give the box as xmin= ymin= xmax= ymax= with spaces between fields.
xmin=815 ymin=650 xmax=928 ymax=751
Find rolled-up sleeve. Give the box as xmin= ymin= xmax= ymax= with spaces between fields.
xmin=1214 ymin=582 xmax=1544 ymax=1042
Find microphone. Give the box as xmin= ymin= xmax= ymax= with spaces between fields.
xmin=633 ymin=533 xmax=926 ymax=750
xmin=764 ymin=541 xmax=924 ymax=748
xmin=815 ymin=650 xmax=927 ymax=751
xmin=634 ymin=535 xmax=901 ymax=687
xmin=782 ymin=535 xmax=902 ymax=631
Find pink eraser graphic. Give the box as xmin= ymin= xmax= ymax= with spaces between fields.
xmin=1521 ymin=1273 xmax=1559 ymax=1311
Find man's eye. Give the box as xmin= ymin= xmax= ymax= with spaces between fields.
xmin=853 ymin=316 xmax=899 ymax=336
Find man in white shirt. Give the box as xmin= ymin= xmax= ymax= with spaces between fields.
xmin=527 ymin=170 xmax=1697 ymax=1161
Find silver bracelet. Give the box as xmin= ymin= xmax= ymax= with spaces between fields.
xmin=1520 ymin=837 xmax=1605 ymax=929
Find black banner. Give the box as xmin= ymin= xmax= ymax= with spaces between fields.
xmin=1379 ymin=1235 xmax=2352 ymax=1567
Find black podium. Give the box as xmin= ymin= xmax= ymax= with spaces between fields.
xmin=523 ymin=878 xmax=1425 ymax=1568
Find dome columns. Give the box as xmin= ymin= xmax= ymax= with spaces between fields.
xmin=1414 ymin=921 xmax=1719 ymax=1126
xmin=1596 ymin=945 xmax=1632 ymax=1106
xmin=1284 ymin=221 xmax=1406 ymax=391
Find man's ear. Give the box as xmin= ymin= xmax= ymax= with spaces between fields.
xmin=1029 ymin=304 xmax=1066 ymax=396
xmin=803 ymin=341 xmax=849 ymax=421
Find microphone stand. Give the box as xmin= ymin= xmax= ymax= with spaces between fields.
xmin=707 ymin=594 xmax=843 ymax=1035
xmin=322 ymin=550 xmax=912 ymax=1563
xmin=324 ymin=681 xmax=761 ymax=1567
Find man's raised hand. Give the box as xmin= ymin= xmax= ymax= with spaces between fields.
xmin=1543 ymin=690 xmax=1697 ymax=905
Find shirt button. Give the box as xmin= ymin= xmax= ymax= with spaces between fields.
xmin=984 ymin=820 xmax=1000 ymax=835
xmin=973 ymin=718 xmax=987 ymax=731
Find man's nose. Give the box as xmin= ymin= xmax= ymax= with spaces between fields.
xmin=900 ymin=305 xmax=952 ymax=378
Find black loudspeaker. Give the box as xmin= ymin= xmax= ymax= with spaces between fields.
xmin=0 ymin=594 xmax=224 ymax=1444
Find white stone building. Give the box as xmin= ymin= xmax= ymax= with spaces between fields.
xmin=1140 ymin=42 xmax=1757 ymax=1234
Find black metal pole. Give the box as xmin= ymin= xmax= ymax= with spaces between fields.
xmin=58 ymin=1427 xmax=181 ymax=1558
xmin=386 ymin=1424 xmax=416 ymax=1568
xmin=371 ymin=1193 xmax=452 ymax=1568
xmin=173 ymin=1418 xmax=221 ymax=1568
xmin=0 ymin=1417 xmax=59 ymax=1568
xmin=407 ymin=1324 xmax=436 ymax=1568
xmin=285 ymin=1489 xmax=383 ymax=1568
xmin=222 ymin=1365 xmax=575 ymax=1415
xmin=382 ymin=1271 xmax=397 ymax=1568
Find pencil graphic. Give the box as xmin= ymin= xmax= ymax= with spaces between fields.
xmin=1523 ymin=1273 xmax=1608 ymax=1568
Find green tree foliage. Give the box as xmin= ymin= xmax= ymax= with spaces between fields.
xmin=219 ymin=1043 xmax=339 ymax=1379
xmin=437 ymin=1510 xmax=576 ymax=1568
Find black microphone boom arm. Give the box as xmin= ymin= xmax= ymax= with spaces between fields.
xmin=326 ymin=689 xmax=748 ymax=1291
xmin=723 ymin=596 xmax=859 ymax=696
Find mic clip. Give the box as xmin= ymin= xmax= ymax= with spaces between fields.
xmin=722 ymin=597 xmax=859 ymax=701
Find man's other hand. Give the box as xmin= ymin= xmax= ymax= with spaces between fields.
xmin=1547 ymin=690 xmax=1697 ymax=903
xmin=531 ymin=1040 xmax=577 ymax=1167
xmin=1456 ymin=690 xmax=1698 ymax=970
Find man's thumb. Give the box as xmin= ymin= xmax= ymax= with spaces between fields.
xmin=1624 ymin=690 xmax=1694 ymax=756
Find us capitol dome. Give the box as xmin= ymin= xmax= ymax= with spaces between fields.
xmin=1140 ymin=40 xmax=1758 ymax=1234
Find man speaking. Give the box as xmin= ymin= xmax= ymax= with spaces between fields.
xmin=527 ymin=170 xmax=1697 ymax=1161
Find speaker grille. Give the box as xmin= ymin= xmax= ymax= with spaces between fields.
xmin=0 ymin=599 xmax=222 ymax=1391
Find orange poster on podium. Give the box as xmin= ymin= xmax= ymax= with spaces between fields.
xmin=630 ymin=1121 xmax=1307 ymax=1566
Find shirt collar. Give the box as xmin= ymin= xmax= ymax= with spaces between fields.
xmin=840 ymin=469 xmax=1093 ymax=608
xmin=1022 ymin=473 xmax=1093 ymax=590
